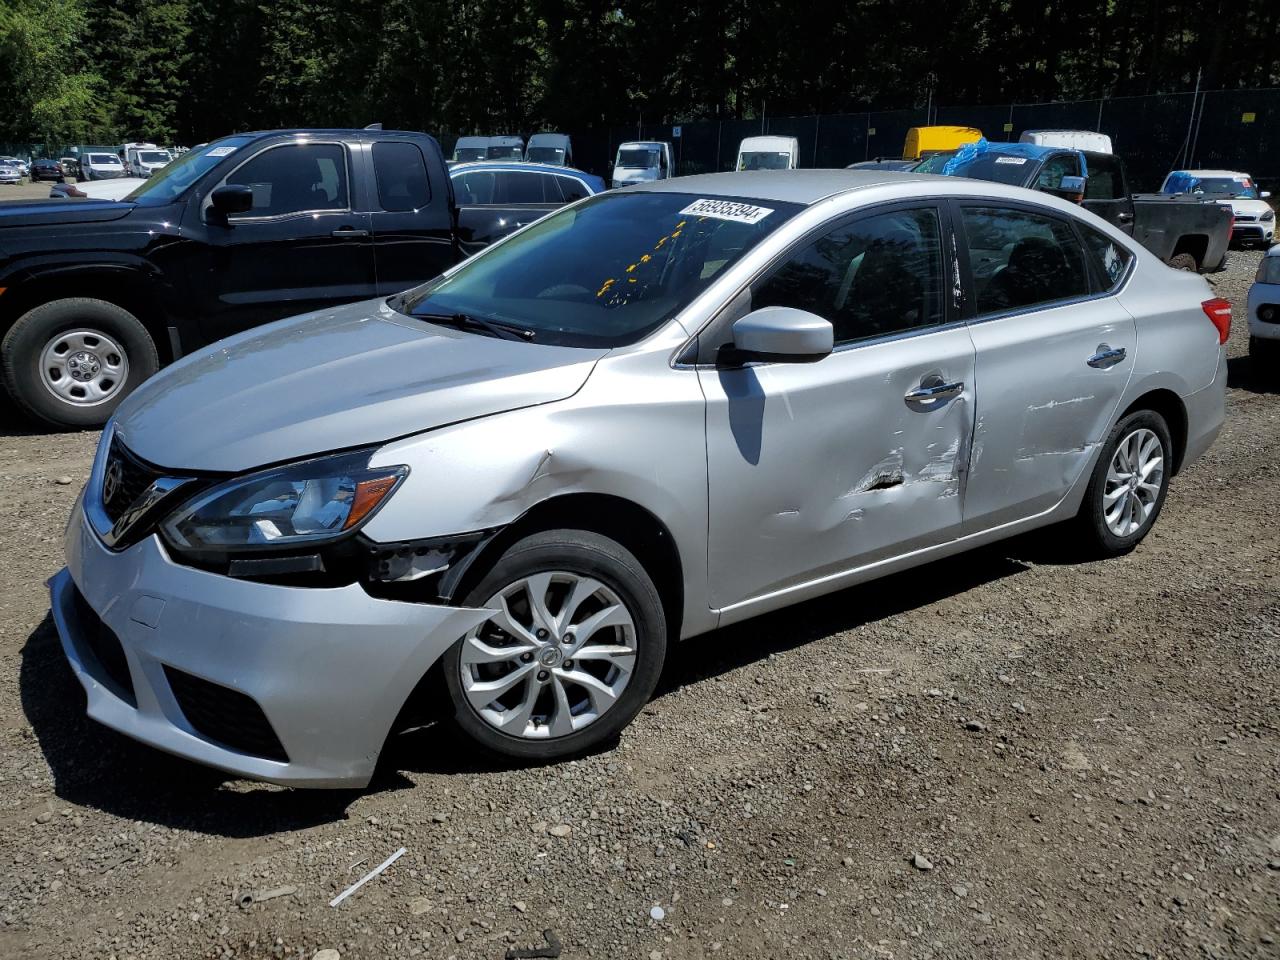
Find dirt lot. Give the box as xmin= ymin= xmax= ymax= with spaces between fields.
xmin=0 ymin=179 xmax=69 ymax=201
xmin=0 ymin=252 xmax=1276 ymax=960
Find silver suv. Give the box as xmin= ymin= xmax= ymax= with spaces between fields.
xmin=52 ymin=171 xmax=1228 ymax=788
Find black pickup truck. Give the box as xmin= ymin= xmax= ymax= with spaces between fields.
xmin=929 ymin=143 xmax=1234 ymax=273
xmin=0 ymin=128 xmax=575 ymax=428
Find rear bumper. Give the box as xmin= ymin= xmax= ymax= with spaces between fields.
xmin=51 ymin=505 xmax=493 ymax=788
xmin=1181 ymin=348 xmax=1227 ymax=470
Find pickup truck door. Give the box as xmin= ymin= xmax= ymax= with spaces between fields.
xmin=1080 ymin=152 xmax=1136 ymax=235
xmin=453 ymin=169 xmax=564 ymax=257
xmin=190 ymin=140 xmax=377 ymax=343
xmin=365 ymin=139 xmax=458 ymax=295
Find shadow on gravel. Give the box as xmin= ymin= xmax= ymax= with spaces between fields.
xmin=1227 ymin=354 xmax=1279 ymax=394
xmin=19 ymin=613 xmax=371 ymax=837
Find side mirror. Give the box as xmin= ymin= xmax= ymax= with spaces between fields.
xmin=723 ymin=307 xmax=833 ymax=365
xmin=210 ymin=184 xmax=254 ymax=217
xmin=1262 ymin=190 xmax=1273 ymax=199
xmin=1058 ymin=175 xmax=1086 ymax=195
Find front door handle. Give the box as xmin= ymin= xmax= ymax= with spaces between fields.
xmin=904 ymin=380 xmax=964 ymax=404
xmin=331 ymin=226 xmax=370 ymax=238
xmin=1087 ymin=345 xmax=1127 ymax=369
xmin=1117 ymin=211 xmax=1134 ymax=223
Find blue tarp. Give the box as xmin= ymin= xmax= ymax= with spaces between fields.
xmin=940 ymin=138 xmax=1088 ymax=177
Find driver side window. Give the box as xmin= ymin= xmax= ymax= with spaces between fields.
xmin=753 ymin=207 xmax=945 ymax=345
xmin=226 ymin=143 xmax=349 ymax=217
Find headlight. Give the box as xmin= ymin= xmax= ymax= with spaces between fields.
xmin=1261 ymin=209 xmax=1275 ymax=222
xmin=161 ymin=450 xmax=407 ymax=554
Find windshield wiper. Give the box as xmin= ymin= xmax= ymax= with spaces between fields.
xmin=415 ymin=311 xmax=535 ymax=342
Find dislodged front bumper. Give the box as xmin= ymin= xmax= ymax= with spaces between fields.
xmin=51 ymin=504 xmax=492 ymax=788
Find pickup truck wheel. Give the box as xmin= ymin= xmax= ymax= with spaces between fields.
xmin=442 ymin=529 xmax=667 ymax=761
xmin=1 ymin=298 xmax=159 ymax=430
xmin=1167 ymin=253 xmax=1198 ymax=272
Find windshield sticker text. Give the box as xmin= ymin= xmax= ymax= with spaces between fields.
xmin=679 ymin=199 xmax=774 ymax=224
xmin=206 ymin=146 xmax=237 ymax=157
xmin=994 ymin=156 xmax=1028 ymax=165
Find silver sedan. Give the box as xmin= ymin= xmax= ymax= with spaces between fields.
xmin=52 ymin=171 xmax=1227 ymax=787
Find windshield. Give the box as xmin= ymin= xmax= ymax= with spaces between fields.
xmin=89 ymin=154 xmax=122 ymax=166
xmin=738 ymin=151 xmax=792 ymax=171
xmin=912 ymin=152 xmax=955 ymax=173
xmin=1258 ymin=256 xmax=1280 ymax=284
xmin=1192 ymin=176 xmax=1258 ymax=199
xmin=527 ymin=147 xmax=566 ymax=164
xmin=124 ymin=136 xmax=254 ymax=205
xmin=454 ymin=147 xmax=487 ymax=162
xmin=616 ymin=148 xmax=659 ymax=169
xmin=394 ymin=191 xmax=801 ymax=347
xmin=139 ymin=151 xmax=169 ymax=163
xmin=487 ymin=145 xmax=523 ymax=159
xmin=941 ymin=153 xmax=1036 ymax=185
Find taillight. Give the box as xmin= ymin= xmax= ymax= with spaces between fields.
xmin=1201 ymin=298 xmax=1232 ymax=344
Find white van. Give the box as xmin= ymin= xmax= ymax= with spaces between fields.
xmin=80 ymin=152 xmax=127 ymax=180
xmin=1019 ymin=130 xmax=1113 ymax=154
xmin=611 ymin=141 xmax=673 ymax=187
xmin=122 ymin=143 xmax=172 ymax=177
xmin=736 ymin=136 xmax=799 ymax=170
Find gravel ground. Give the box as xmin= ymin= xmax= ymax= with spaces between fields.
xmin=0 ymin=251 xmax=1276 ymax=960
xmin=0 ymin=180 xmax=70 ymax=201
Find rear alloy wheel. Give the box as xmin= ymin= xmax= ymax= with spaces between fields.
xmin=443 ymin=530 xmax=666 ymax=760
xmin=1 ymin=298 xmax=159 ymax=429
xmin=1073 ymin=410 xmax=1172 ymax=556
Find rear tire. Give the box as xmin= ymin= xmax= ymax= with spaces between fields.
xmin=1167 ymin=253 xmax=1198 ymax=272
xmin=1071 ymin=410 xmax=1173 ymax=557
xmin=1 ymin=298 xmax=159 ymax=430
xmin=442 ymin=529 xmax=667 ymax=761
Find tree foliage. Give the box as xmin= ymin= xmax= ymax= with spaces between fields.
xmin=1 ymin=0 xmax=1276 ymax=145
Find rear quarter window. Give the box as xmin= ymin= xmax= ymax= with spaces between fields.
xmin=1078 ymin=223 xmax=1134 ymax=290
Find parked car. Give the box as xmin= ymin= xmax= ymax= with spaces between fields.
xmin=611 ymin=141 xmax=673 ymax=187
xmin=846 ymin=158 xmax=917 ymax=171
xmin=0 ymin=129 xmax=473 ymax=428
xmin=939 ymin=140 xmax=1233 ymax=272
xmin=79 ymin=152 xmax=127 ymax=180
xmin=1247 ymin=244 xmax=1280 ymax=363
xmin=450 ymin=161 xmax=604 ymax=254
xmin=736 ymin=136 xmax=799 ymax=170
xmin=1160 ymin=170 xmax=1275 ymax=248
xmin=50 ymin=169 xmax=1226 ymax=787
xmin=903 ymin=125 xmax=982 ymax=160
xmin=123 ymin=143 xmax=172 ymax=178
xmin=0 ymin=161 xmax=23 ymax=185
xmin=30 ymin=159 xmax=64 ymax=182
xmin=486 ymin=136 xmax=525 ymax=160
xmin=0 ymin=156 xmax=29 ymax=179
xmin=59 ymin=157 xmax=80 ymax=179
xmin=525 ymin=133 xmax=573 ymax=166
xmin=451 ymin=136 xmax=490 ymax=163
xmin=50 ymin=177 xmax=147 ymax=200
xmin=1020 ymin=129 xmax=1114 ymax=153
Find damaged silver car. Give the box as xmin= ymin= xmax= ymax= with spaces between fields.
xmin=51 ymin=171 xmax=1227 ymax=787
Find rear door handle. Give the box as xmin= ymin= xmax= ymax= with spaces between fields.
xmin=331 ymin=227 xmax=370 ymax=238
xmin=1087 ymin=345 xmax=1127 ymax=369
xmin=904 ymin=380 xmax=964 ymax=404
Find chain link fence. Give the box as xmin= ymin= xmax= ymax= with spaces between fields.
xmin=565 ymin=87 xmax=1279 ymax=192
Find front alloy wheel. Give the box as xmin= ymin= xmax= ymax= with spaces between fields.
xmin=443 ymin=529 xmax=666 ymax=760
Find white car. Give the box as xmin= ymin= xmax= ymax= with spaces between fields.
xmin=1160 ymin=169 xmax=1275 ymax=247
xmin=50 ymin=177 xmax=146 ymax=200
xmin=1248 ymin=244 xmax=1280 ymax=362
xmin=0 ymin=156 xmax=29 ymax=179
xmin=0 ymin=161 xmax=22 ymax=185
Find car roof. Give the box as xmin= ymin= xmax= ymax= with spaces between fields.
xmin=1174 ymin=169 xmax=1251 ymax=177
xmin=449 ymin=160 xmax=599 ymax=179
xmin=635 ymin=169 xmax=986 ymax=205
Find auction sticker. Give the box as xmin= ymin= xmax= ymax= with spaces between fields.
xmin=679 ymin=199 xmax=774 ymax=224
xmin=994 ymin=156 xmax=1028 ymax=165
xmin=206 ymin=146 xmax=238 ymax=157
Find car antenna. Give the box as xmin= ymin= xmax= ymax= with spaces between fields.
xmin=364 ymin=122 xmax=383 ymax=130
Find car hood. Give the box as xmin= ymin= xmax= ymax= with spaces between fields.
xmin=0 ymin=198 xmax=135 ymax=227
xmin=113 ymin=298 xmax=608 ymax=473
xmin=614 ymin=168 xmax=660 ymax=183
xmin=1222 ymin=198 xmax=1272 ymax=217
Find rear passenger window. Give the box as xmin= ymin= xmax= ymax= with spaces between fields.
xmin=1078 ymin=223 xmax=1133 ymax=288
xmin=372 ymin=141 xmax=431 ymax=211
xmin=754 ymin=208 xmax=945 ymax=345
xmin=497 ymin=171 xmax=555 ymax=204
xmin=557 ymin=176 xmax=591 ymax=202
xmin=961 ymin=207 xmax=1090 ymax=314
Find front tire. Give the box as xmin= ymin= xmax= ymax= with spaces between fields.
xmin=1 ymin=298 xmax=159 ymax=430
xmin=1167 ymin=253 xmax=1198 ymax=272
xmin=442 ymin=529 xmax=667 ymax=761
xmin=1072 ymin=410 xmax=1173 ymax=557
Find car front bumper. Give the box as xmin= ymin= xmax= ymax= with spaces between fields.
xmin=51 ymin=504 xmax=493 ymax=788
xmin=1232 ymin=223 xmax=1275 ymax=244
xmin=1248 ymin=288 xmax=1280 ymax=341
